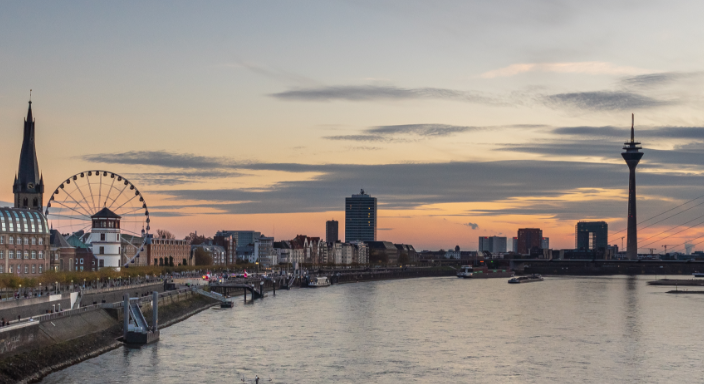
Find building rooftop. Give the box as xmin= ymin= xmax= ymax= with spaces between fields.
xmin=91 ymin=207 xmax=121 ymax=219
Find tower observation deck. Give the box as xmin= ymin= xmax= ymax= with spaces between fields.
xmin=621 ymin=114 xmax=644 ymax=260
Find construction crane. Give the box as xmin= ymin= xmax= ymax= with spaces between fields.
xmin=647 ymin=248 xmax=656 ymax=255
xmin=662 ymin=244 xmax=674 ymax=254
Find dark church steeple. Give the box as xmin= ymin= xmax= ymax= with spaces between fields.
xmin=13 ymin=97 xmax=44 ymax=210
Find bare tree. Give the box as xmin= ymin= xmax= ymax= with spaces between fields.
xmin=156 ymin=229 xmax=176 ymax=239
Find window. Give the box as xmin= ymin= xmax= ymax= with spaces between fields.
xmin=24 ymin=237 xmax=28 ymax=245
xmin=31 ymin=238 xmax=36 ymax=245
xmin=80 ymin=258 xmax=84 ymax=265
xmin=8 ymin=251 xmax=13 ymax=259
xmin=99 ymin=259 xmax=104 ymax=267
xmin=8 ymin=237 xmax=13 ymax=245
xmin=8 ymin=266 xmax=12 ymax=273
xmin=38 ymin=238 xmax=43 ymax=245
xmin=99 ymin=246 xmax=104 ymax=254
xmin=0 ymin=251 xmax=3 ymax=259
xmin=80 ymin=266 xmax=83 ymax=271
xmin=24 ymin=251 xmax=28 ymax=259
xmin=0 ymin=266 xmax=3 ymax=273
xmin=38 ymin=251 xmax=43 ymax=259
xmin=31 ymin=265 xmax=35 ymax=274
xmin=31 ymin=251 xmax=36 ymax=259
xmin=38 ymin=265 xmax=42 ymax=273
xmin=117 ymin=234 xmax=120 ymax=241
xmin=0 ymin=236 xmax=3 ymax=244
xmin=24 ymin=265 xmax=28 ymax=274
xmin=100 ymin=233 xmax=105 ymax=241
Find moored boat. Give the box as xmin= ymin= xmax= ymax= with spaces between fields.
xmin=457 ymin=265 xmax=473 ymax=278
xmin=693 ymin=272 xmax=704 ymax=278
xmin=308 ymin=276 xmax=331 ymax=287
xmin=508 ymin=274 xmax=544 ymax=284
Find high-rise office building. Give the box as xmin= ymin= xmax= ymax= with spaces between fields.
xmin=575 ymin=221 xmax=608 ymax=250
xmin=512 ymin=237 xmax=518 ymax=253
xmin=541 ymin=237 xmax=550 ymax=249
xmin=517 ymin=228 xmax=543 ymax=254
xmin=345 ymin=190 xmax=377 ymax=242
xmin=478 ymin=236 xmax=507 ymax=253
xmin=326 ymin=220 xmax=339 ymax=243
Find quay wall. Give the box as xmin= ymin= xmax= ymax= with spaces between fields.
xmin=521 ymin=261 xmax=704 ymax=276
xmin=0 ymin=283 xmax=163 ymax=322
xmin=0 ymin=290 xmax=218 ymax=384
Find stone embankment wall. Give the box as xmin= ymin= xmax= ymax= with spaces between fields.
xmin=0 ymin=289 xmax=218 ymax=384
xmin=0 ymin=283 xmax=163 ymax=322
xmin=522 ymin=261 xmax=704 ymax=276
xmin=334 ymin=268 xmax=455 ymax=283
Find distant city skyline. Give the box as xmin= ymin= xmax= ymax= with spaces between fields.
xmin=3 ymin=1 xmax=704 ymax=251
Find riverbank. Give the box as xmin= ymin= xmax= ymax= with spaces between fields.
xmin=0 ymin=293 xmax=218 ymax=384
xmin=1 ymin=268 xmax=457 ymax=383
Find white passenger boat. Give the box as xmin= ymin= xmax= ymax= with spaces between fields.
xmin=308 ymin=276 xmax=331 ymax=287
xmin=457 ymin=265 xmax=473 ymax=278
xmin=693 ymin=272 xmax=704 ymax=278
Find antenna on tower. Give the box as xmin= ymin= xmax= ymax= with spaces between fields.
xmin=630 ymin=113 xmax=635 ymax=142
xmin=29 ymin=89 xmax=32 ymax=103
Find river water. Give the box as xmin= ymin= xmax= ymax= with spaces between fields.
xmin=41 ymin=275 xmax=704 ymax=383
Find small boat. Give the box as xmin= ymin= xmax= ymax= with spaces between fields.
xmin=508 ymin=274 xmax=544 ymax=284
xmin=457 ymin=265 xmax=473 ymax=278
xmin=308 ymin=276 xmax=331 ymax=287
xmin=693 ymin=272 xmax=704 ymax=278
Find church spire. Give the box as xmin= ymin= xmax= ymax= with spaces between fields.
xmin=14 ymin=95 xmax=44 ymax=210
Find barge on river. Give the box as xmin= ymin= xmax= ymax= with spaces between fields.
xmin=508 ymin=274 xmax=544 ymax=284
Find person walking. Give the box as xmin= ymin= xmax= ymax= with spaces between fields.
xmin=255 ymin=375 xmax=259 ymax=384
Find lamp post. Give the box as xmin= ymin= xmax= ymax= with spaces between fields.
xmin=55 ymin=281 xmax=58 ymax=294
xmin=18 ymin=284 xmax=22 ymax=298
xmin=83 ymin=279 xmax=86 ymax=289
xmin=70 ymin=280 xmax=73 ymax=291
xmin=39 ymin=283 xmax=42 ymax=297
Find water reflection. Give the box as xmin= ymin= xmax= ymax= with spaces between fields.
xmin=41 ymin=276 xmax=704 ymax=384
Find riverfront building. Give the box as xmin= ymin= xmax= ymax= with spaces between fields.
xmin=345 ymin=190 xmax=377 ymax=242
xmin=87 ymin=207 xmax=122 ymax=269
xmin=517 ymin=228 xmax=543 ymax=254
xmin=0 ymin=208 xmax=50 ymax=275
xmin=0 ymin=101 xmax=51 ymax=276
xmin=147 ymin=238 xmax=191 ymax=266
xmin=478 ymin=236 xmax=507 ymax=253
xmin=576 ymin=221 xmax=608 ymax=250
xmin=13 ymin=100 xmax=44 ymax=211
xmin=326 ymin=220 xmax=339 ymax=243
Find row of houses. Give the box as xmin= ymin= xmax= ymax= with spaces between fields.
xmin=49 ymin=226 xmax=419 ymax=271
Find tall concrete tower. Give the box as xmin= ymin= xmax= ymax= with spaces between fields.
xmin=621 ymin=114 xmax=643 ymax=260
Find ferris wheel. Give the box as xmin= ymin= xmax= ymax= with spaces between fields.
xmin=44 ymin=170 xmax=150 ymax=267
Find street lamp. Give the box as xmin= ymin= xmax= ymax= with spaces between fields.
xmin=83 ymin=279 xmax=86 ymax=289
xmin=55 ymin=281 xmax=58 ymax=294
xmin=39 ymin=283 xmax=42 ymax=297
xmin=18 ymin=284 xmax=22 ymax=298
xmin=70 ymin=280 xmax=73 ymax=291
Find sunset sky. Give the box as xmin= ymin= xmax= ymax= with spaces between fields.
xmin=2 ymin=1 xmax=704 ymax=251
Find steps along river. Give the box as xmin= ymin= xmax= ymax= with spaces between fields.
xmin=41 ymin=275 xmax=704 ymax=383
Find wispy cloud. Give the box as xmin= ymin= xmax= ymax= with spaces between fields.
xmin=543 ymin=91 xmax=670 ymax=111
xmin=482 ymin=62 xmax=651 ymax=79
xmin=620 ymin=71 xmax=704 ymax=89
xmin=81 ymin=151 xmax=236 ymax=169
xmin=326 ymin=123 xmax=479 ymax=142
xmin=270 ymin=85 xmax=500 ymax=104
